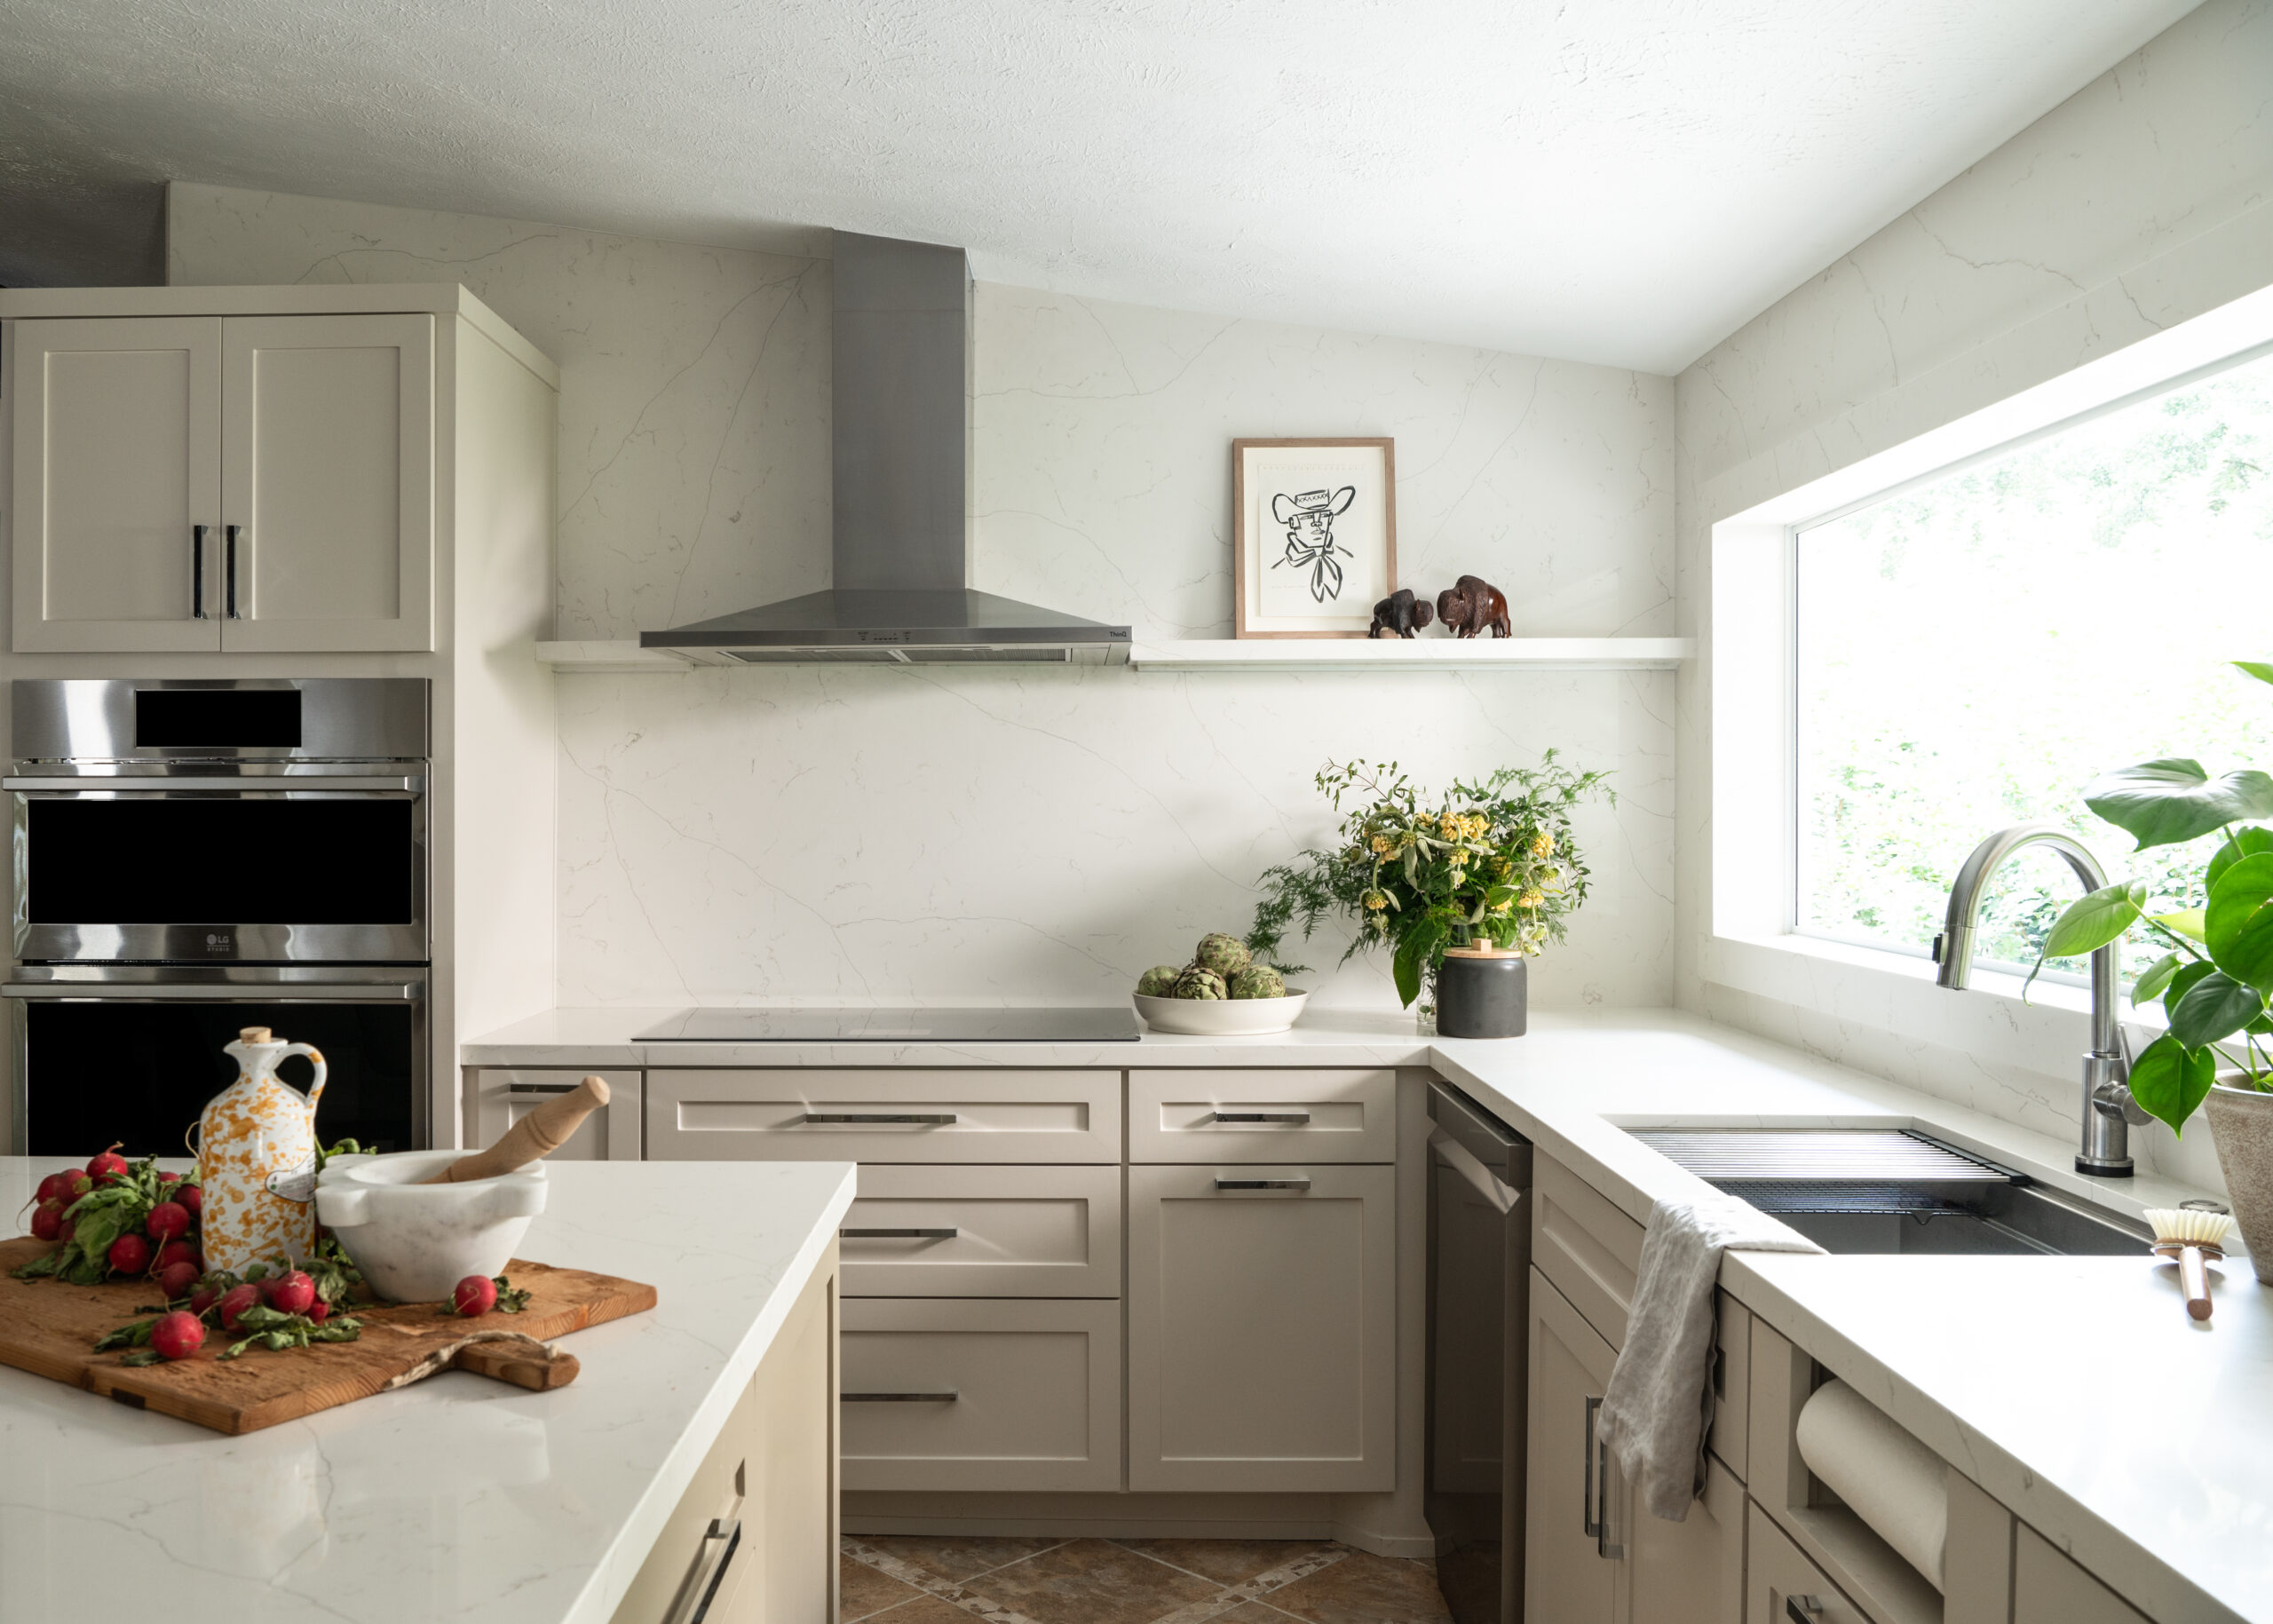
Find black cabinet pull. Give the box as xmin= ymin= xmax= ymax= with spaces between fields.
xmin=224 ymin=525 xmax=242 ymax=619
xmin=191 ymin=525 xmax=207 ymax=619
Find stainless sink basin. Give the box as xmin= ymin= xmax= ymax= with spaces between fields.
xmin=1627 ymin=1129 xmax=2155 ymax=1257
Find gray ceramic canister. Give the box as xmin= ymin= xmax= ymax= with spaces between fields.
xmin=1437 ymin=948 xmax=1528 ymax=1039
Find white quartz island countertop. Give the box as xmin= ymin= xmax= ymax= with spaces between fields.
xmin=0 ymin=1156 xmax=855 ymax=1624
xmin=471 ymin=1002 xmax=2268 ymax=1623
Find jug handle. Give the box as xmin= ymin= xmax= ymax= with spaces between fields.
xmin=282 ymin=1043 xmax=329 ymax=1105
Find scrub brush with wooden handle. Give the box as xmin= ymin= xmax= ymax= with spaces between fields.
xmin=2145 ymin=1207 xmax=2235 ymax=1321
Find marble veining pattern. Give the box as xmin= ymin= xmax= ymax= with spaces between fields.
xmin=166 ymin=183 xmax=1679 ymax=1012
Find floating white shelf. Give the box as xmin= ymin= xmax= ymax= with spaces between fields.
xmin=1126 ymin=637 xmax=1693 ymax=671
xmin=534 ymin=636 xmax=1695 ymax=674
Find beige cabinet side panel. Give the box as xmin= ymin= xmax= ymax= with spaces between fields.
xmin=1128 ymin=1162 xmax=1396 ymax=1493
xmin=1525 ymin=1268 xmax=1617 ymax=1624
xmin=220 ymin=313 xmax=435 ymax=652
xmin=1127 ymin=1067 xmax=1397 ymax=1163
xmin=12 ymin=316 xmax=224 ymax=651
xmin=840 ymin=1297 xmax=1120 ymax=1493
xmin=1944 ymin=1471 xmax=2015 ymax=1624
xmin=842 ymin=1163 xmax=1122 ymax=1297
xmin=2012 ymin=1525 xmax=2146 ymax=1624
xmin=1532 ymin=1152 xmax=1644 ymax=1349
xmin=746 ymin=1252 xmax=839 ymax=1624
xmin=647 ymin=1069 xmax=1122 ymax=1163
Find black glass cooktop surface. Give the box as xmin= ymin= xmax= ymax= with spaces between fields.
xmin=632 ymin=1006 xmax=1143 ymax=1042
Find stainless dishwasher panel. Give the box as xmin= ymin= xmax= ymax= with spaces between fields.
xmin=466 ymin=1067 xmax=643 ymax=1160
xmin=1426 ymin=1078 xmax=1532 ymax=1624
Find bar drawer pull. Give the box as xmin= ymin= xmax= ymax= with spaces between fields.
xmin=843 ymin=1390 xmax=959 ymax=1402
xmin=191 ymin=524 xmax=208 ymax=620
xmin=1211 ymin=1111 xmax=1311 ymax=1124
xmin=225 ymin=524 xmax=242 ymax=619
xmin=1583 ymin=1394 xmax=1603 ymax=1539
xmin=841 ymin=1227 xmax=959 ymax=1240
xmin=1786 ymin=1600 xmax=1825 ymax=1623
xmin=663 ymin=1517 xmax=741 ymax=1624
xmin=804 ymin=1112 xmax=957 ymax=1125
xmin=507 ymin=1082 xmax=582 ymax=1097
xmin=1214 ymin=1176 xmax=1311 ymax=1191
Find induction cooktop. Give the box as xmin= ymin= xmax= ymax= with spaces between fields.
xmin=632 ymin=1006 xmax=1144 ymax=1042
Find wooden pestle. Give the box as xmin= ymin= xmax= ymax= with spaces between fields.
xmin=424 ymin=1075 xmax=611 ymax=1183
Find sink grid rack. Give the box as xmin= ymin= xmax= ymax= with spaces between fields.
xmin=1628 ymin=1129 xmax=2021 ymax=1216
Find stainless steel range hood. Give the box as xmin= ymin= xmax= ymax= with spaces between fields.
xmin=641 ymin=231 xmax=1130 ymax=666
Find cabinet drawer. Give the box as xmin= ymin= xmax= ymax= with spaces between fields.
xmin=1749 ymin=1502 xmax=1868 ymax=1624
xmin=646 ymin=1070 xmax=1121 ymax=1163
xmin=839 ymin=1298 xmax=1121 ymax=1492
xmin=1128 ymin=1068 xmax=1396 ymax=1163
xmin=466 ymin=1067 xmax=642 ymax=1161
xmin=1532 ymin=1151 xmax=1644 ymax=1348
xmin=840 ymin=1164 xmax=1121 ymax=1297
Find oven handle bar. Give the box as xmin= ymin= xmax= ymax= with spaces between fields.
xmin=3 ymin=983 xmax=423 ymax=1002
xmin=4 ymin=776 xmax=424 ymax=793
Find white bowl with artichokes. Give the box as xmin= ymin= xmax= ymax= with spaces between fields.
xmin=1132 ymin=933 xmax=1309 ymax=1035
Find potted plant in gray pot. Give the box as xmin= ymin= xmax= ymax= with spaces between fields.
xmin=2035 ymin=660 xmax=2273 ymax=1278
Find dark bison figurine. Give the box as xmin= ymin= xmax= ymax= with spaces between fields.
xmin=1368 ymin=589 xmax=1434 ymax=638
xmin=1437 ymin=574 xmax=1512 ymax=638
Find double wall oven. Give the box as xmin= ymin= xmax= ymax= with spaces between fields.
xmin=7 ymin=679 xmax=430 ymax=1157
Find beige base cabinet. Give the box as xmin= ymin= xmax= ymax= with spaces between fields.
xmin=1127 ymin=1161 xmax=1395 ymax=1493
xmin=12 ymin=310 xmax=435 ymax=653
xmin=1526 ymin=1268 xmax=1619 ymax=1624
xmin=612 ymin=1246 xmax=838 ymax=1624
xmin=2013 ymin=1525 xmax=2148 ymax=1624
xmin=839 ymin=1297 xmax=1121 ymax=1492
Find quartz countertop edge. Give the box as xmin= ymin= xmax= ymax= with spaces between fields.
xmin=464 ymin=1004 xmax=2258 ymax=1623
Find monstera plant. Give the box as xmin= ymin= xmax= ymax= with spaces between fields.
xmin=2035 ymin=661 xmax=2273 ymax=1133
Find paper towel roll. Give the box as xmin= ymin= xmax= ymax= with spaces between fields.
xmin=1794 ymin=1380 xmax=1949 ymax=1590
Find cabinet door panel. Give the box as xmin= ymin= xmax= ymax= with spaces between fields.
xmin=2013 ymin=1525 xmax=2145 ymax=1624
xmin=466 ymin=1067 xmax=643 ymax=1161
xmin=1128 ymin=1067 xmax=1396 ymax=1163
xmin=221 ymin=313 xmax=433 ymax=652
xmin=646 ymin=1068 xmax=1121 ymax=1163
xmin=1128 ymin=1163 xmax=1394 ymax=1492
xmin=839 ymin=1297 xmax=1119 ymax=1492
xmin=1748 ymin=1501 xmax=1871 ymax=1624
xmin=12 ymin=317 xmax=222 ymax=651
xmin=1525 ymin=1269 xmax=1617 ymax=1624
xmin=841 ymin=1163 xmax=1121 ymax=1297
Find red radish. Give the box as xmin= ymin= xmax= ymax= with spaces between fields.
xmin=29 ymin=1201 xmax=62 ymax=1242
xmin=307 ymin=1300 xmax=330 ymax=1326
xmin=35 ymin=1169 xmax=78 ymax=1205
xmin=156 ymin=1170 xmax=180 ymax=1185
xmin=217 ymin=1283 xmax=261 ymax=1331
xmin=452 ymin=1275 xmax=497 ymax=1317
xmin=85 ymin=1145 xmax=130 ymax=1183
xmin=175 ymin=1184 xmax=202 ymax=1217
xmin=56 ymin=1216 xmax=75 ymax=1245
xmin=154 ymin=1240 xmax=200 ymax=1273
xmin=145 ymin=1201 xmax=190 ymax=1243
xmin=265 ymin=1271 xmax=316 ymax=1315
xmin=107 ymin=1232 xmax=151 ymax=1276
xmin=157 ymin=1260 xmax=201 ymax=1300
xmin=187 ymin=1282 xmax=221 ymax=1315
xmin=149 ymin=1311 xmax=205 ymax=1361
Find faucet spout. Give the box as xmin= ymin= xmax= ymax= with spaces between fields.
xmin=1934 ymin=822 xmax=2137 ymax=1176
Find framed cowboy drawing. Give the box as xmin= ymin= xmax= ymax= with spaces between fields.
xmin=1232 ymin=438 xmax=1398 ymax=638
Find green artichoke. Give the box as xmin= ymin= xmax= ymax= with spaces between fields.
xmin=1136 ymin=964 xmax=1184 ymax=998
xmin=1193 ymin=932 xmax=1252 ymax=978
xmin=1229 ymin=965 xmax=1286 ymax=1000
xmin=1174 ymin=966 xmax=1229 ymax=1001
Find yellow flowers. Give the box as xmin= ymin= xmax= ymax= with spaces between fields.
xmin=1490 ymin=899 xmax=1513 ymax=915
xmin=1363 ymin=890 xmax=1390 ymax=911
xmin=1530 ymin=830 xmax=1555 ymax=858
xmin=1518 ymin=889 xmax=1545 ymax=908
xmin=1370 ymin=833 xmax=1395 ymax=857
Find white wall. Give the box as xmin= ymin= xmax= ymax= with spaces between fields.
xmin=1675 ymin=0 xmax=2273 ymax=1179
xmin=169 ymin=184 xmax=1677 ymax=1010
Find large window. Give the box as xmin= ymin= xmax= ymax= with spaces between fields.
xmin=1796 ymin=345 xmax=2273 ymax=979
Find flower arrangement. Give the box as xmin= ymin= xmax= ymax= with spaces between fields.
xmin=1246 ymin=754 xmax=1613 ymax=1009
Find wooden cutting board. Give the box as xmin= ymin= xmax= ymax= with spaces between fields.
xmin=0 ymin=1236 xmax=658 ymax=1435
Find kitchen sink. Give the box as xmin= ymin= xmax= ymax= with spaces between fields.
xmin=1627 ymin=1129 xmax=2155 ymax=1257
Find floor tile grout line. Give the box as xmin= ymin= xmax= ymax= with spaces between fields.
xmin=1136 ymin=1545 xmax=1357 ymax=1624
xmin=837 ymin=1539 xmax=1055 ymax=1624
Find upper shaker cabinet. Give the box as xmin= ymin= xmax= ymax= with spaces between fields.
xmin=12 ymin=313 xmax=435 ymax=654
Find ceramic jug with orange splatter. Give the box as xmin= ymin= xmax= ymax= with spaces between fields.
xmin=195 ymin=1026 xmax=328 ymax=1274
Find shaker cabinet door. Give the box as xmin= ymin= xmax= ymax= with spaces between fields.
xmin=1525 ymin=1268 xmax=1619 ymax=1624
xmin=219 ymin=313 xmax=434 ymax=653
xmin=1127 ymin=1162 xmax=1394 ymax=1493
xmin=12 ymin=317 xmax=224 ymax=652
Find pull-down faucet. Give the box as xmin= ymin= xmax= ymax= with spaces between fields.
xmin=1934 ymin=823 xmax=2148 ymax=1176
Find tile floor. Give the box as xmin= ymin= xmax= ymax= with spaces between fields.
xmin=840 ymin=1535 xmax=1455 ymax=1624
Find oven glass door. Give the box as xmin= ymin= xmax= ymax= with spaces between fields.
xmin=13 ymin=978 xmax=426 ymax=1158
xmin=13 ymin=784 xmax=427 ymax=963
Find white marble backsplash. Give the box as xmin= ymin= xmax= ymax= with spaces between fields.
xmin=167 ymin=183 xmax=1676 ymax=1007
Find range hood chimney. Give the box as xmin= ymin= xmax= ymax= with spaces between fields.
xmin=641 ymin=231 xmax=1131 ymax=665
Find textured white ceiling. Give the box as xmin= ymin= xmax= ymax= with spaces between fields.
xmin=0 ymin=0 xmax=2199 ymax=370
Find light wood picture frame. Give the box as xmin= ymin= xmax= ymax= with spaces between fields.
xmin=1232 ymin=438 xmax=1398 ymax=638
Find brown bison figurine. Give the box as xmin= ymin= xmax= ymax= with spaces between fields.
xmin=1437 ymin=574 xmax=1512 ymax=638
xmin=1368 ymin=589 xmax=1434 ymax=638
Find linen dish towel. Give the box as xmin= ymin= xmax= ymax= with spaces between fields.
xmin=1596 ymin=1194 xmax=1823 ymax=1522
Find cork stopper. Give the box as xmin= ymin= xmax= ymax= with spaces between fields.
xmin=239 ymin=1026 xmax=274 ymax=1044
xmin=1442 ymin=942 xmax=1521 ymax=959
